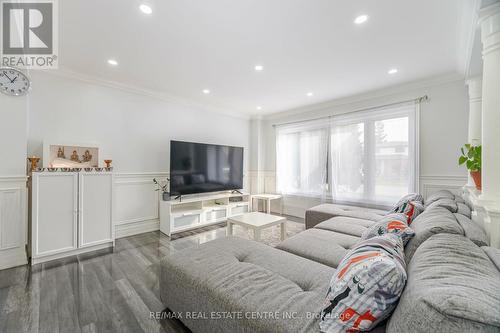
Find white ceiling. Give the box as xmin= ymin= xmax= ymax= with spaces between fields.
xmin=59 ymin=0 xmax=473 ymax=117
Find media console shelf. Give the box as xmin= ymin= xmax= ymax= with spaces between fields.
xmin=159 ymin=192 xmax=251 ymax=236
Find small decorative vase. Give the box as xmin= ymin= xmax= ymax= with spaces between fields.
xmin=162 ymin=192 xmax=170 ymax=201
xmin=104 ymin=159 xmax=112 ymax=168
xmin=27 ymin=156 xmax=40 ymax=172
xmin=470 ymin=170 xmax=482 ymax=190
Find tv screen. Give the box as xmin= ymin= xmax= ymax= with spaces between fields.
xmin=169 ymin=141 xmax=244 ymax=196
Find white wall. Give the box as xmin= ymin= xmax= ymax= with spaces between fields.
xmin=27 ymin=71 xmax=250 ymax=237
xmin=28 ymin=72 xmax=250 ymax=173
xmin=253 ymin=75 xmax=469 ymax=216
xmin=0 ymin=93 xmax=28 ymax=269
xmin=0 ymin=95 xmax=28 ymax=175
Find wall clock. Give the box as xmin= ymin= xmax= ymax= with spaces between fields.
xmin=0 ymin=67 xmax=31 ymax=96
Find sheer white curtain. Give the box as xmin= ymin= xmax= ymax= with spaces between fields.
xmin=276 ymin=120 xmax=329 ymax=197
xmin=275 ymin=102 xmax=418 ymax=207
xmin=331 ymin=122 xmax=365 ymax=202
xmin=330 ymin=103 xmax=417 ymax=207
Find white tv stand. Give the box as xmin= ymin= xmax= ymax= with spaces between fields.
xmin=159 ymin=192 xmax=250 ymax=236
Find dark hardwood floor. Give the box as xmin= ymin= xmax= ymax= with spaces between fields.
xmin=0 ymin=216 xmax=304 ymax=333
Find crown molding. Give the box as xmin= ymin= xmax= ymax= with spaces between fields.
xmin=263 ymin=72 xmax=465 ymax=120
xmin=34 ymin=67 xmax=251 ymax=120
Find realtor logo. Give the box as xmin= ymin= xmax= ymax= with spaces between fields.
xmin=1 ymin=0 xmax=58 ymax=69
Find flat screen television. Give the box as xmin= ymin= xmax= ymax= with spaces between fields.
xmin=169 ymin=140 xmax=244 ymax=196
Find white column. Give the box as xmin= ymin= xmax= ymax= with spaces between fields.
xmin=466 ymin=77 xmax=482 ymax=145
xmin=466 ymin=77 xmax=482 ymax=187
xmin=479 ymin=2 xmax=500 ymax=248
xmin=479 ymin=2 xmax=500 ymax=203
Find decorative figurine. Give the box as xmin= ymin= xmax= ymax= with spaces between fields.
xmin=104 ymin=159 xmax=112 ymax=168
xmin=27 ymin=156 xmax=40 ymax=172
xmin=70 ymin=150 xmax=80 ymax=162
xmin=82 ymin=150 xmax=92 ymax=162
xmin=57 ymin=147 xmax=65 ymax=158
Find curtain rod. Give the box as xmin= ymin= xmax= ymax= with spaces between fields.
xmin=272 ymin=95 xmax=428 ymax=128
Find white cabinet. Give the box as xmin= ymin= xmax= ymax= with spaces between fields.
xmin=31 ymin=172 xmax=113 ymax=264
xmin=159 ymin=193 xmax=250 ymax=236
xmin=78 ymin=173 xmax=113 ymax=248
xmin=32 ymin=173 xmax=78 ymax=258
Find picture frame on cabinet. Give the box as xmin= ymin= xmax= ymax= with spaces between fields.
xmin=42 ymin=141 xmax=106 ymax=168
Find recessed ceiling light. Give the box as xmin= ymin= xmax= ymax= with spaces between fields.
xmin=307 ymin=92 xmax=314 ymax=97
xmin=388 ymin=68 xmax=398 ymax=74
xmin=202 ymin=89 xmax=211 ymax=94
xmin=256 ymin=106 xmax=262 ymax=110
xmin=354 ymin=15 xmax=368 ymax=25
xmin=254 ymin=65 xmax=264 ymax=71
xmin=139 ymin=4 xmax=152 ymax=14
xmin=107 ymin=59 xmax=118 ymax=66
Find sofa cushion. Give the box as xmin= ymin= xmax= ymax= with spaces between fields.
xmin=320 ymin=235 xmax=406 ymax=333
xmin=387 ymin=234 xmax=500 ymax=333
xmin=457 ymin=202 xmax=472 ymax=218
xmin=306 ymin=204 xmax=386 ymax=229
xmin=404 ymin=207 xmax=464 ymax=262
xmin=276 ymin=228 xmax=359 ymax=268
xmin=454 ymin=213 xmax=489 ymax=247
xmin=425 ymin=198 xmax=458 ymax=212
xmin=424 ymin=189 xmax=456 ymax=207
xmin=482 ymin=246 xmax=500 ymax=271
xmin=160 ymin=236 xmax=333 ymax=333
xmin=425 ymin=198 xmax=473 ymax=219
xmin=361 ymin=213 xmax=415 ymax=245
xmin=314 ymin=216 xmax=376 ymax=237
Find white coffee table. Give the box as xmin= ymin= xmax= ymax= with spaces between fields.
xmin=227 ymin=212 xmax=287 ymax=241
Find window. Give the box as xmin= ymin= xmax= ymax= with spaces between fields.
xmin=276 ymin=121 xmax=329 ymax=196
xmin=276 ymin=103 xmax=418 ymax=206
xmin=331 ymin=105 xmax=417 ymax=206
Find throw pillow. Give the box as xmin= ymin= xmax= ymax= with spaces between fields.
xmin=393 ymin=193 xmax=424 ymax=209
xmin=361 ymin=213 xmax=415 ymax=245
xmin=392 ymin=201 xmax=424 ymax=224
xmin=320 ymin=234 xmax=407 ymax=333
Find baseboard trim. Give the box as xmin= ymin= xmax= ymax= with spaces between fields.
xmin=31 ymin=242 xmax=113 ymax=265
xmin=0 ymin=247 xmax=28 ymax=270
xmin=115 ymin=219 xmax=160 ymax=238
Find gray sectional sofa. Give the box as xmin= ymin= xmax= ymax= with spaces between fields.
xmin=305 ymin=204 xmax=387 ymax=229
xmin=160 ymin=190 xmax=500 ymax=333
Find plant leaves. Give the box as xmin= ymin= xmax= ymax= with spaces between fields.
xmin=459 ymin=156 xmax=467 ymax=165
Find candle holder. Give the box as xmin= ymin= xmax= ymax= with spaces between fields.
xmin=104 ymin=159 xmax=112 ymax=168
xmin=27 ymin=156 xmax=40 ymax=172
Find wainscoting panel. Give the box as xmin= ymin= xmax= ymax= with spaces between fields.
xmin=114 ymin=172 xmax=250 ymax=238
xmin=0 ymin=176 xmax=27 ymax=270
xmin=419 ymin=175 xmax=468 ymax=199
xmin=114 ymin=173 xmax=167 ymax=238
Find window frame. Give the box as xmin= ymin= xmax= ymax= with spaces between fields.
xmin=275 ymin=102 xmax=419 ymax=207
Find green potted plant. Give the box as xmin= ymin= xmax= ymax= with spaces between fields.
xmin=458 ymin=144 xmax=481 ymax=190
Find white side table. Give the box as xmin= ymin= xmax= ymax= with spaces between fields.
xmin=251 ymin=194 xmax=283 ymax=215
